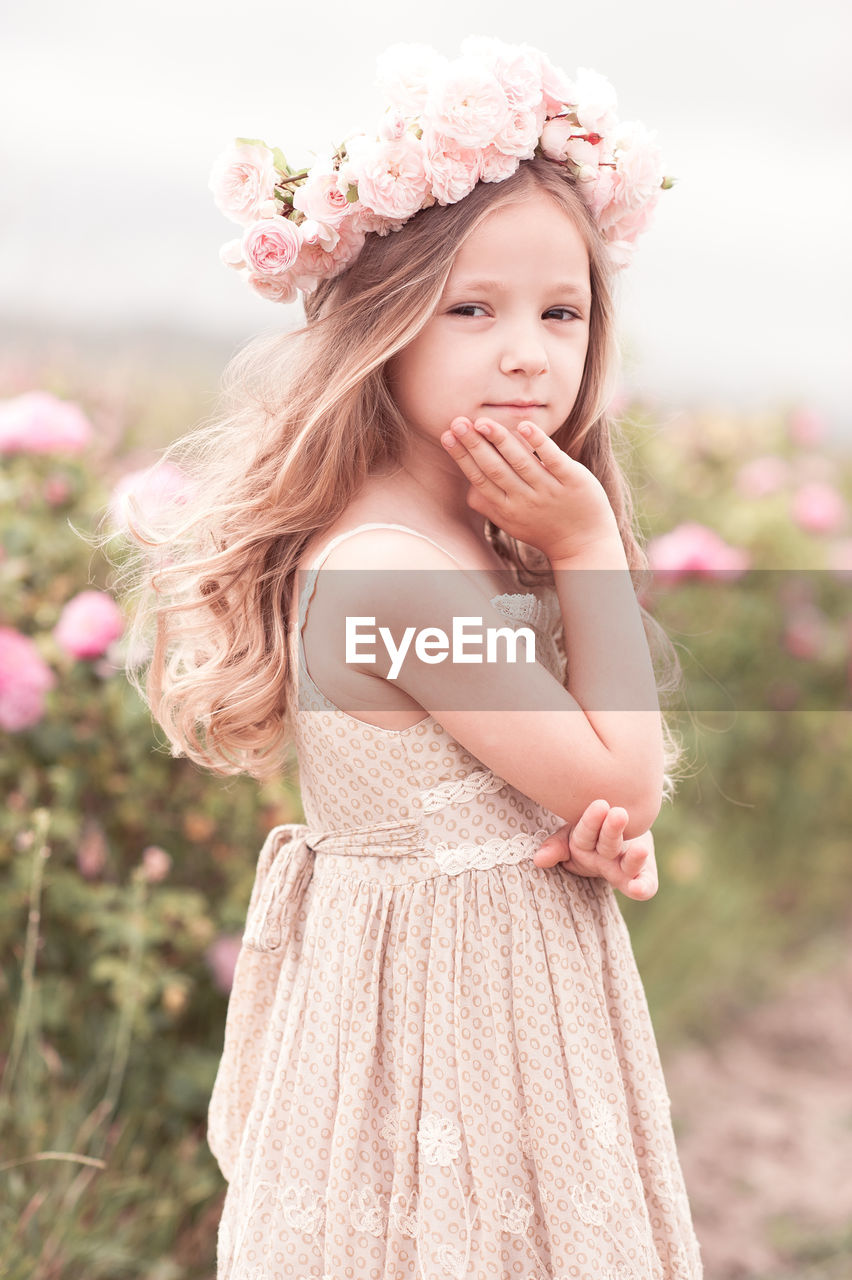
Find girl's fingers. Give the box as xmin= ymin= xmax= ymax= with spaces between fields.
xmin=440 ymin=420 xmax=509 ymax=505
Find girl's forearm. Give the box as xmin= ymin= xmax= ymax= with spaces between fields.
xmin=550 ymin=536 xmax=665 ymax=822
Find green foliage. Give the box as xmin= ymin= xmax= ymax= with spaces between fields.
xmin=1 ymin=373 xmax=850 ymax=1274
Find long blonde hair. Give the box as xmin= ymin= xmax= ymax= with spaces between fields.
xmin=107 ymin=158 xmax=686 ymax=790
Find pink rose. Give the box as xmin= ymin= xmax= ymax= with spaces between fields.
xmin=423 ymin=57 xmax=510 ymax=149
xmin=110 ymin=461 xmax=195 ymax=533
xmin=571 ymin=67 xmax=619 ymax=137
xmin=0 ymin=391 xmax=93 ymax=455
xmin=241 ymin=216 xmax=302 ymax=277
xmin=0 ymin=626 xmax=56 ymax=731
xmin=353 ymin=134 xmax=429 ymax=221
xmin=647 ymin=522 xmax=751 ymax=583
xmin=478 ymin=145 xmax=521 ymax=184
xmin=735 ymin=455 xmax=790 ymax=498
xmin=208 ymin=141 xmax=277 ymax=227
xmin=791 ymin=482 xmax=848 ymax=533
xmin=292 ymin=168 xmax=352 ymax=227
xmin=460 ymin=37 xmax=544 ymax=114
xmin=54 ymin=589 xmax=124 ymax=660
xmin=375 ymin=42 xmax=449 ymax=117
xmin=290 ymin=218 xmax=366 ymax=292
xmin=492 ymin=107 xmax=540 ymax=159
xmin=422 ymin=129 xmax=481 ymax=205
xmin=579 ymin=163 xmax=617 ymax=219
xmin=205 ymin=933 xmax=243 ymax=994
xmin=532 ymin=49 xmax=574 ymax=116
xmin=246 ymin=272 xmax=299 ymax=304
xmin=141 ymin=845 xmax=172 ymax=883
xmin=611 ymin=122 xmax=665 ymax=205
xmin=539 ymin=116 xmax=576 ymax=162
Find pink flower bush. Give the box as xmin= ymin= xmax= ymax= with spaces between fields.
xmin=789 ymin=407 xmax=826 ymax=447
xmin=736 ymin=455 xmax=790 ymax=498
xmin=783 ymin=605 xmax=828 ymax=661
xmin=54 ymin=590 xmax=124 ymax=660
xmin=647 ymin=522 xmax=751 ymax=583
xmin=0 ymin=391 xmax=93 ymax=455
xmin=791 ymin=482 xmax=847 ymax=534
xmin=0 ymin=626 xmax=56 ymax=731
xmin=205 ymin=934 xmax=243 ymax=994
xmin=141 ymin=845 xmax=172 ymax=883
xmin=110 ymin=461 xmax=194 ymax=533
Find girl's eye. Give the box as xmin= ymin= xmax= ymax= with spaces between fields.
xmin=449 ymin=304 xmax=488 ymax=317
xmin=545 ymin=307 xmax=580 ymax=321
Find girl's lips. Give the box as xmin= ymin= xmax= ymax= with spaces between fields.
xmin=484 ymin=404 xmax=545 ymax=413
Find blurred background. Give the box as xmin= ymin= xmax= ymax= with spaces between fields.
xmin=1 ymin=1 xmax=851 ymax=1277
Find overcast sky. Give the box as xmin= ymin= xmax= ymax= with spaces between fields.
xmin=2 ymin=0 xmax=850 ymax=438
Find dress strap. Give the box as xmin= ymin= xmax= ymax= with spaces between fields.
xmin=297 ymin=522 xmax=466 ymax=632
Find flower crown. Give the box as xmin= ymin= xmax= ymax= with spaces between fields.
xmin=210 ymin=37 xmax=675 ymax=305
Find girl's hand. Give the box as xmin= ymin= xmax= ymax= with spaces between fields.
xmin=440 ymin=415 xmax=618 ymax=561
xmin=533 ymin=799 xmax=660 ymax=901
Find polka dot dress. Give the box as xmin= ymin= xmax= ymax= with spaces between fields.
xmin=207 ymin=524 xmax=704 ymax=1279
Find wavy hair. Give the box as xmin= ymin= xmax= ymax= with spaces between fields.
xmin=104 ymin=157 xmax=686 ymax=792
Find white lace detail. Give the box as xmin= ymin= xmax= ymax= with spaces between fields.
xmin=276 ymin=1181 xmax=326 ymax=1233
xmin=590 ymin=1093 xmax=619 ymax=1149
xmin=489 ymin=591 xmax=544 ymax=626
xmin=495 ymin=1186 xmax=534 ymax=1233
xmin=420 ymin=767 xmax=506 ymax=812
xmin=433 ymin=828 xmax=552 ymax=876
xmin=569 ymin=1182 xmax=608 ymax=1226
xmin=348 ymin=1182 xmax=387 ymax=1236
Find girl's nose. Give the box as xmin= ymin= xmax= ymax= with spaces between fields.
xmin=498 ymin=329 xmax=549 ymax=377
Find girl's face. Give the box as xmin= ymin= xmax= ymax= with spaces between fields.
xmin=386 ymin=190 xmax=591 ymax=449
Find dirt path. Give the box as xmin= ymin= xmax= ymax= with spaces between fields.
xmin=665 ymin=941 xmax=852 ymax=1278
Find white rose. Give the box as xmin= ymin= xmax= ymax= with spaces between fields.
xmin=375 ymin=43 xmax=449 ymax=117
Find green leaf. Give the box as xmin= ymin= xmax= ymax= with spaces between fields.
xmin=234 ymin=136 xmax=268 ymax=150
xmin=271 ymin=146 xmax=289 ymax=174
xmin=346 ymin=184 xmax=359 ymax=203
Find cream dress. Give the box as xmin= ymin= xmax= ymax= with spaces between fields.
xmin=207 ymin=522 xmax=704 ymax=1280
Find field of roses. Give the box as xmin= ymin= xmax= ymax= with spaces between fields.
xmin=1 ymin=349 xmax=850 ymax=1278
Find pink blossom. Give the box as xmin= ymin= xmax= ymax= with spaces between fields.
xmin=0 ymin=391 xmax=93 ymax=455
xmin=478 ymin=145 xmax=521 ymax=184
xmin=783 ymin=605 xmax=828 ymax=660
xmin=375 ymin=42 xmax=449 ymax=117
xmin=0 ymin=626 xmax=56 ymax=731
xmin=43 ymin=474 xmax=73 ymax=506
xmin=580 ymin=163 xmax=617 ymax=220
xmin=735 ymin=455 xmax=791 ymax=498
xmin=789 ymin=406 xmax=826 ymax=447
xmin=289 ymin=218 xmax=366 ymax=292
xmin=460 ymin=36 xmax=544 ymax=114
xmin=530 ymin=49 xmax=573 ymax=116
xmin=423 ymin=57 xmax=510 ymax=149
xmin=540 ymin=116 xmax=579 ymax=162
xmin=647 ymin=522 xmax=751 ymax=583
xmin=110 ymin=461 xmax=195 ymax=533
xmin=422 ymin=129 xmax=481 ymax=205
xmin=571 ymin=67 xmax=619 ymax=136
xmin=208 ymin=141 xmax=277 ymax=227
xmin=206 ymin=934 xmax=243 ymax=994
xmin=241 ymin=216 xmax=302 ymax=277
xmin=54 ymin=589 xmax=124 ymax=660
xmin=219 ymin=238 xmax=246 ymax=271
xmin=247 ymin=272 xmax=299 ymax=304
xmin=492 ymin=107 xmax=540 ymax=159
xmin=791 ymin=482 xmax=847 ymax=534
xmin=292 ymin=168 xmax=352 ymax=227
xmin=141 ymin=845 xmax=172 ymax=883
xmin=353 ymin=134 xmax=429 ymax=220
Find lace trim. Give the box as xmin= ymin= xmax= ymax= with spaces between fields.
xmin=420 ymin=767 xmax=506 ymax=813
xmin=489 ymin=590 xmax=543 ymax=626
xmin=221 ymin=1101 xmax=700 ymax=1280
xmin=432 ymin=828 xmax=551 ymax=876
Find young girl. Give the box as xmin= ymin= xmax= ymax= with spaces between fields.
xmin=122 ymin=38 xmax=702 ymax=1279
